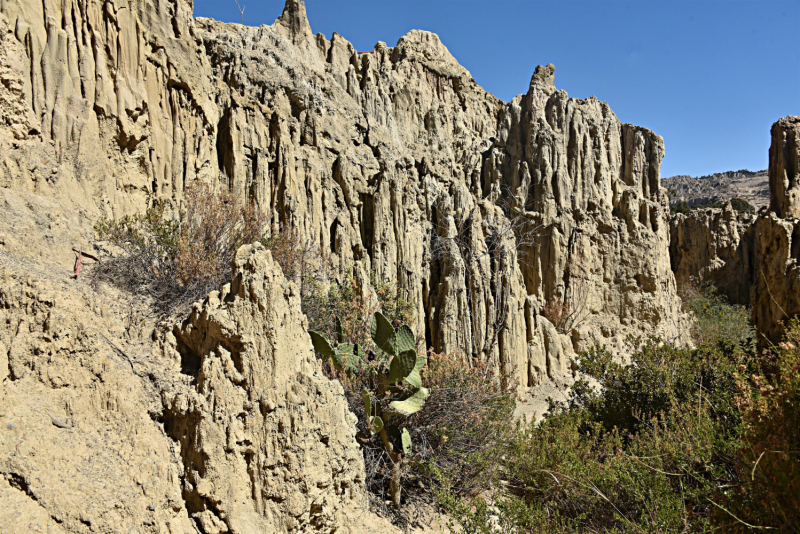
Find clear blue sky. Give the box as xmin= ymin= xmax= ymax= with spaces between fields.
xmin=194 ymin=0 xmax=799 ymax=178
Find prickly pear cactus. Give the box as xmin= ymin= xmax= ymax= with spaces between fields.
xmin=308 ymin=330 xmax=364 ymax=373
xmin=308 ymin=311 xmax=429 ymax=508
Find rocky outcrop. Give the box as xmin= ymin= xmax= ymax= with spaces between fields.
xmin=751 ymin=212 xmax=800 ymax=342
xmin=662 ymin=169 xmax=768 ymax=209
xmin=669 ymin=203 xmax=755 ymax=305
xmin=488 ymin=62 xmax=684 ymax=356
xmin=0 ymin=0 xmax=724 ymax=531
xmin=160 ymin=243 xmax=365 ymax=533
xmin=668 ymin=116 xmax=800 ymax=343
xmin=0 ymin=264 xmax=197 ymax=533
xmin=0 ymin=240 xmax=369 ymax=533
xmin=768 ymin=116 xmax=800 ymax=218
xmin=0 ymin=0 xmax=686 ymax=389
xmin=752 ymin=116 xmax=800 ymax=341
xmin=0 ymin=12 xmax=36 ymax=140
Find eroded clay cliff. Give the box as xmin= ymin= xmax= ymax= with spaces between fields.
xmin=768 ymin=117 xmax=800 ymax=219
xmin=159 ymin=243 xmax=366 ymax=533
xmin=0 ymin=242 xmax=371 ymax=533
xmin=670 ymin=203 xmax=755 ymax=305
xmin=4 ymin=0 xmax=685 ymax=389
xmin=752 ymin=119 xmax=800 ymax=341
xmin=0 ymin=0 xmax=692 ymax=531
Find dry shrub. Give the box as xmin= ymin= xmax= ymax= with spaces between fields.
xmin=176 ymin=184 xmax=266 ymax=285
xmin=542 ymin=258 xmax=591 ymax=334
xmin=94 ymin=182 xmax=267 ymax=312
xmin=542 ymin=299 xmax=572 ymax=333
xmin=260 ymin=223 xmax=332 ymax=308
xmin=412 ymin=351 xmax=515 ymax=494
xmin=343 ymin=348 xmax=515 ymax=515
xmin=302 ymin=270 xmax=415 ymax=352
xmin=721 ymin=319 xmax=800 ymax=532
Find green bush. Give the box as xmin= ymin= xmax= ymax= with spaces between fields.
xmin=683 ymin=284 xmax=755 ymax=349
xmin=498 ymin=341 xmax=749 ymax=533
xmin=729 ymin=198 xmax=755 ymax=214
xmin=433 ymin=283 xmax=792 ymax=534
xmin=671 ymin=200 xmax=693 ymax=215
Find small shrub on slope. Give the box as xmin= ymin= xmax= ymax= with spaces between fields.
xmin=683 ymin=283 xmax=755 ymax=349
xmin=94 ymin=183 xmax=267 ymax=312
xmin=415 ymin=351 xmax=514 ymax=496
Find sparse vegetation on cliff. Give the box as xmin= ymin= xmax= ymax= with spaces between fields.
xmin=300 ymin=266 xmax=514 ymax=515
xmin=94 ymin=183 xmax=267 ymax=311
xmin=669 ymin=198 xmax=756 ymax=216
xmin=542 ymin=256 xmax=591 ymax=335
xmin=309 ymin=311 xmax=429 ymax=509
xmin=694 ymin=198 xmax=756 ymax=214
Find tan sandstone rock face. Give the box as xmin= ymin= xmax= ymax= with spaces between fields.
xmin=196 ymin=1 xmax=685 ymax=384
xmin=751 ymin=212 xmax=800 ymax=342
xmin=769 ymin=116 xmax=800 ymax=219
xmin=0 ymin=265 xmax=197 ymax=533
xmin=0 ymin=244 xmax=370 ymax=533
xmin=0 ymin=0 xmax=690 ymax=530
xmin=670 ymin=203 xmax=755 ymax=305
xmin=754 ymin=116 xmax=800 ymax=341
xmin=0 ymin=0 xmax=685 ymax=389
xmin=159 ymin=243 xmax=365 ymax=533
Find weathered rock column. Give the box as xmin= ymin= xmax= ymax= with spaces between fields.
xmin=160 ymin=244 xmax=365 ymax=533
xmin=769 ymin=116 xmax=800 ymax=219
xmin=752 ymin=116 xmax=800 ymax=341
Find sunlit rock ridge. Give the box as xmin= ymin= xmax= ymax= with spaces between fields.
xmin=5 ymin=0 xmax=684 ymax=384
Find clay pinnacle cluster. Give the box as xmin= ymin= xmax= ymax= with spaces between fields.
xmin=6 ymin=1 xmax=797 ymax=533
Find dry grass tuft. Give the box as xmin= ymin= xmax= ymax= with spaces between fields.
xmin=94 ymin=182 xmax=267 ymax=313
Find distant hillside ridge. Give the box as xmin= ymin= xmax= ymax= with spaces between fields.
xmin=662 ymin=169 xmax=769 ymax=209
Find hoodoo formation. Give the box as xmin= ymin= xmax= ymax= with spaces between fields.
xmin=0 ymin=0 xmax=796 ymax=531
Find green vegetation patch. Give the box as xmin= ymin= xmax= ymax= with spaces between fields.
xmin=434 ymin=287 xmax=800 ymax=533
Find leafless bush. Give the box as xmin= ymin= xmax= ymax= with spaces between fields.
xmin=542 ymin=255 xmax=591 ymax=334
xmin=411 ymin=350 xmax=514 ymax=494
xmin=259 ymin=223 xmax=335 ymax=325
xmin=343 ymin=349 xmax=514 ymax=511
xmin=93 ymin=182 xmax=267 ymax=313
xmin=430 ymin=189 xmax=541 ymax=364
xmin=260 ymin=225 xmax=417 ymax=350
